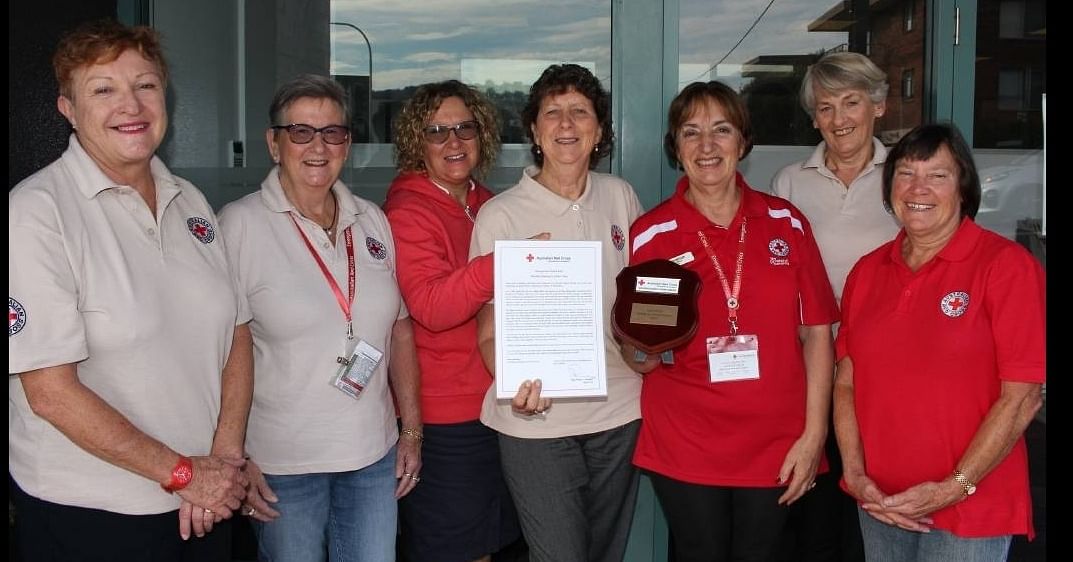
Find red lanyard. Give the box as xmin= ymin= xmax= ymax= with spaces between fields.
xmin=697 ymin=218 xmax=747 ymax=335
xmin=289 ymin=214 xmax=356 ymax=339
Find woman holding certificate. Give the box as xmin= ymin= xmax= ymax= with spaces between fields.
xmin=470 ymin=63 xmax=645 ymax=562
xmin=628 ymin=81 xmax=839 ymax=562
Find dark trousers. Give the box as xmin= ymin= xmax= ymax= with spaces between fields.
xmin=650 ymin=472 xmax=789 ymax=562
xmin=11 ymin=475 xmax=231 ymax=562
xmin=778 ymin=431 xmax=865 ymax=562
xmin=498 ymin=420 xmax=641 ymax=562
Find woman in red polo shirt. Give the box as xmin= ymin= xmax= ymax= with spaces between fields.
xmin=834 ymin=123 xmax=1044 ymax=561
xmin=627 ymin=81 xmax=839 ymax=561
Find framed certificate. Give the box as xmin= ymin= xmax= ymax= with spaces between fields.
xmin=493 ymin=240 xmax=607 ymax=399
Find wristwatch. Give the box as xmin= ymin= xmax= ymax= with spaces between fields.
xmin=952 ymin=470 xmax=976 ymax=496
xmin=162 ymin=456 xmax=194 ymax=493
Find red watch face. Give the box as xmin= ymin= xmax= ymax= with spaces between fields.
xmin=163 ymin=458 xmax=194 ymax=492
xmin=174 ymin=463 xmax=193 ymax=485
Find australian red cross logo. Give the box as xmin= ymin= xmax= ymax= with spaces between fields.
xmin=9 ymin=297 xmax=27 ymax=336
xmin=611 ymin=225 xmax=625 ymax=251
xmin=526 ymin=254 xmax=535 ymax=262
xmin=768 ymin=238 xmax=790 ymax=257
xmin=940 ymin=291 xmax=970 ymax=318
xmin=365 ymin=237 xmax=387 ymax=260
xmin=186 ymin=217 xmax=215 ymax=244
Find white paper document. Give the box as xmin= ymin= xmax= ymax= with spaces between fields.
xmin=493 ymin=240 xmax=607 ymax=399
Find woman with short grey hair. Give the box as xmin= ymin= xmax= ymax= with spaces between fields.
xmin=773 ymin=51 xmax=899 ymax=302
xmin=771 ymin=50 xmax=899 ymax=560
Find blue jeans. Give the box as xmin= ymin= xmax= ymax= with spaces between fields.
xmin=253 ymin=446 xmax=398 ymax=562
xmin=858 ymin=506 xmax=1012 ymax=562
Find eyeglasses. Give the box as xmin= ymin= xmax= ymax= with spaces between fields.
xmin=271 ymin=123 xmax=351 ymax=145
xmin=423 ymin=121 xmax=479 ymax=144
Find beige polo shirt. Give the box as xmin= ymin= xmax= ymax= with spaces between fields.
xmin=771 ymin=138 xmax=900 ymax=302
xmin=9 ymin=135 xmax=241 ymax=514
xmin=219 ymin=170 xmax=406 ymax=474
xmin=470 ymin=167 xmax=643 ymax=439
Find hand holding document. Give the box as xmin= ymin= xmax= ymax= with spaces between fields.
xmin=493 ymin=240 xmax=607 ymax=399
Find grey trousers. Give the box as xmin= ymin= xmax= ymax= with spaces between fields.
xmin=498 ymin=419 xmax=641 ymax=562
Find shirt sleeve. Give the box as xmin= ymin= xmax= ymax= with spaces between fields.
xmin=9 ymin=190 xmax=89 ymax=373
xmin=794 ymin=212 xmax=840 ymax=326
xmin=217 ymin=203 xmax=254 ymax=327
xmin=386 ymin=203 xmax=492 ymax=332
xmin=985 ymin=244 xmax=1046 ymax=383
xmin=834 ymin=262 xmax=862 ymax=361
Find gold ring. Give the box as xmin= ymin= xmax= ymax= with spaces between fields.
xmin=244 ymin=506 xmax=256 ymax=517
xmin=410 ymin=474 xmax=421 ymax=482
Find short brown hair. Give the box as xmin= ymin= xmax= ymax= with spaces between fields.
xmin=393 ymin=80 xmax=501 ymax=179
xmin=883 ymin=123 xmax=981 ymax=219
xmin=664 ymin=81 xmax=753 ymax=169
xmin=53 ymin=19 xmax=168 ymax=100
xmin=521 ymin=64 xmax=613 ymax=170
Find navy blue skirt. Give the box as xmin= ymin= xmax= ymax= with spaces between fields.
xmin=399 ymin=420 xmax=521 ymax=562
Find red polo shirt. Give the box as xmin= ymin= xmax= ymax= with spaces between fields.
xmin=631 ymin=174 xmax=838 ymax=486
xmin=836 ymin=217 xmax=1045 ymax=538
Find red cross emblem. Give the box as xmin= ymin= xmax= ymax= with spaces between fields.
xmin=186 ymin=217 xmax=216 ymax=244
xmin=526 ymin=254 xmax=535 ymax=262
xmin=940 ymin=291 xmax=970 ymax=318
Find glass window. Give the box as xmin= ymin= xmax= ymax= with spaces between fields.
xmin=903 ymin=0 xmax=915 ymax=32
xmin=330 ymin=0 xmax=613 ymax=197
xmin=974 ymin=0 xmax=1046 ymax=241
xmin=901 ymin=69 xmax=914 ymax=100
xmin=678 ymin=0 xmax=925 ymax=149
xmin=974 ymin=0 xmax=1045 ymax=149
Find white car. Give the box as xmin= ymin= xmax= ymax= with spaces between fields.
xmin=975 ymin=151 xmax=1044 ymax=240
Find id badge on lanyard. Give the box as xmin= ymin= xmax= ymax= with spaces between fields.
xmin=697 ymin=220 xmax=761 ymax=383
xmin=706 ymin=334 xmax=759 ymax=382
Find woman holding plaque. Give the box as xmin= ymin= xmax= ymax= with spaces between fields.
xmin=627 ymin=81 xmax=838 ymax=562
xmin=470 ymin=63 xmax=645 ymax=562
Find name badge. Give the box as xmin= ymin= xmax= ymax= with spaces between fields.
xmin=332 ymin=339 xmax=383 ymax=399
xmin=707 ymin=334 xmax=760 ymax=383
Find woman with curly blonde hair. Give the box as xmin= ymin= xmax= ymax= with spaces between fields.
xmin=384 ymin=80 xmax=521 ymax=562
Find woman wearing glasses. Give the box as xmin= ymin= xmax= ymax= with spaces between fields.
xmin=384 ymin=80 xmax=522 ymax=562
xmin=218 ymin=74 xmax=422 ymax=561
xmin=469 ymin=64 xmax=645 ymax=562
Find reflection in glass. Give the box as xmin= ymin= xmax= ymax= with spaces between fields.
xmin=975 ymin=0 xmax=1046 ymax=149
xmin=330 ymin=1 xmax=611 ymax=146
xmin=679 ymin=0 xmax=927 ymax=146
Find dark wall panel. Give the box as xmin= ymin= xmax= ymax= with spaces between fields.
xmin=9 ymin=0 xmax=116 ymax=189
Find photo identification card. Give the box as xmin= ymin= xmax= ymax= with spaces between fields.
xmin=706 ymin=334 xmax=760 ymax=383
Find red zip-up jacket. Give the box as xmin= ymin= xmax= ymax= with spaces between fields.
xmin=383 ymin=172 xmax=495 ymax=423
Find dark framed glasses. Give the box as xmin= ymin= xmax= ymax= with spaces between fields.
xmin=271 ymin=123 xmax=351 ymax=145
xmin=423 ymin=120 xmax=479 ymax=144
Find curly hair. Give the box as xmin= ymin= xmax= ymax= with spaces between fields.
xmin=521 ymin=64 xmax=614 ymax=170
xmin=664 ymin=81 xmax=753 ymax=170
xmin=53 ymin=19 xmax=168 ymax=100
xmin=393 ymin=80 xmax=501 ymax=179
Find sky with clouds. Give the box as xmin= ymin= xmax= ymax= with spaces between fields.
xmin=330 ymin=0 xmax=846 ymax=92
